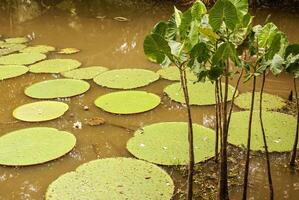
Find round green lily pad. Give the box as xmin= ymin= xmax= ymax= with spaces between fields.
xmin=228 ymin=111 xmax=298 ymax=152
xmin=0 ymin=65 xmax=28 ymax=80
xmin=93 ymin=68 xmax=159 ymax=89
xmin=5 ymin=37 xmax=29 ymax=44
xmin=157 ymin=66 xmax=197 ymax=81
xmin=234 ymin=92 xmax=286 ymax=111
xmin=0 ymin=53 xmax=46 ymax=65
xmin=25 ymin=79 xmax=90 ymax=99
xmin=0 ymin=127 xmax=76 ymax=166
xmin=13 ymin=101 xmax=69 ymax=122
xmin=61 ymin=66 xmax=108 ymax=80
xmin=164 ymin=82 xmax=236 ymax=105
xmin=0 ymin=44 xmax=27 ymax=56
xmin=45 ymin=158 xmax=174 ymax=200
xmin=20 ymin=45 xmax=55 ymax=54
xmin=29 ymin=59 xmax=81 ymax=73
xmin=127 ymin=122 xmax=217 ymax=165
xmin=57 ymin=48 xmax=80 ymax=54
xmin=94 ymin=91 xmax=160 ymax=114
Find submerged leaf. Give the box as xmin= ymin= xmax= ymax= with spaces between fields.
xmin=156 ymin=66 xmax=197 ymax=81
xmin=57 ymin=48 xmax=80 ymax=54
xmin=20 ymin=45 xmax=55 ymax=54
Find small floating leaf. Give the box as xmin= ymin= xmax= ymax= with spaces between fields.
xmin=29 ymin=59 xmax=81 ymax=73
xmin=0 ymin=65 xmax=28 ymax=80
xmin=0 ymin=53 xmax=46 ymax=65
xmin=57 ymin=48 xmax=80 ymax=54
xmin=25 ymin=79 xmax=90 ymax=99
xmin=228 ymin=111 xmax=298 ymax=152
xmin=94 ymin=91 xmax=160 ymax=114
xmin=5 ymin=37 xmax=29 ymax=44
xmin=127 ymin=122 xmax=217 ymax=165
xmin=20 ymin=45 xmax=55 ymax=54
xmin=157 ymin=66 xmax=197 ymax=81
xmin=94 ymin=68 xmax=159 ymax=89
xmin=234 ymin=92 xmax=286 ymax=110
xmin=113 ymin=16 xmax=129 ymax=22
xmin=164 ymin=82 xmax=236 ymax=105
xmin=45 ymin=158 xmax=174 ymax=200
xmin=61 ymin=66 xmax=108 ymax=80
xmin=0 ymin=127 xmax=76 ymax=166
xmin=13 ymin=101 xmax=69 ymax=122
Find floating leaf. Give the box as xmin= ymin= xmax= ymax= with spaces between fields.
xmin=164 ymin=82 xmax=236 ymax=105
xmin=94 ymin=68 xmax=159 ymax=89
xmin=0 ymin=44 xmax=27 ymax=56
xmin=0 ymin=65 xmax=28 ymax=80
xmin=113 ymin=16 xmax=129 ymax=22
xmin=234 ymin=92 xmax=286 ymax=110
xmin=61 ymin=66 xmax=108 ymax=80
xmin=45 ymin=158 xmax=174 ymax=200
xmin=13 ymin=101 xmax=69 ymax=122
xmin=29 ymin=59 xmax=81 ymax=73
xmin=94 ymin=91 xmax=160 ymax=114
xmin=0 ymin=53 xmax=46 ymax=65
xmin=57 ymin=48 xmax=80 ymax=54
xmin=127 ymin=122 xmax=217 ymax=165
xmin=0 ymin=127 xmax=76 ymax=166
xmin=5 ymin=37 xmax=29 ymax=44
xmin=156 ymin=66 xmax=197 ymax=81
xmin=25 ymin=79 xmax=90 ymax=99
xmin=20 ymin=45 xmax=55 ymax=54
xmin=228 ymin=111 xmax=298 ymax=152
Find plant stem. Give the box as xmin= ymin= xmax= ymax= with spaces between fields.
xmin=227 ymin=69 xmax=244 ymax=130
xmin=219 ymin=62 xmax=229 ymax=200
xmin=242 ymin=76 xmax=256 ymax=200
xmin=180 ymin=68 xmax=194 ymax=200
xmin=290 ymin=78 xmax=299 ymax=166
xmin=215 ymin=81 xmax=219 ymax=162
xmin=259 ymin=72 xmax=274 ymax=200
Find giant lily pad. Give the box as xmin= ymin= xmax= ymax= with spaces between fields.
xmin=25 ymin=79 xmax=90 ymax=99
xmin=45 ymin=158 xmax=174 ymax=200
xmin=94 ymin=91 xmax=160 ymax=114
xmin=0 ymin=127 xmax=76 ymax=166
xmin=0 ymin=53 xmax=46 ymax=65
xmin=234 ymin=92 xmax=286 ymax=110
xmin=61 ymin=66 xmax=108 ymax=80
xmin=93 ymin=68 xmax=159 ymax=89
xmin=164 ymin=82 xmax=236 ymax=105
xmin=228 ymin=111 xmax=298 ymax=152
xmin=13 ymin=101 xmax=69 ymax=122
xmin=157 ymin=66 xmax=197 ymax=81
xmin=127 ymin=122 xmax=217 ymax=165
xmin=57 ymin=48 xmax=80 ymax=54
xmin=0 ymin=65 xmax=28 ymax=80
xmin=20 ymin=45 xmax=55 ymax=54
xmin=0 ymin=44 xmax=27 ymax=56
xmin=5 ymin=37 xmax=29 ymax=44
xmin=29 ymin=59 xmax=81 ymax=73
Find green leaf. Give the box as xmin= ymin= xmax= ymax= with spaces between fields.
xmin=174 ymin=6 xmax=182 ymax=28
xmin=191 ymin=0 xmax=207 ymax=20
xmin=269 ymin=54 xmax=284 ymax=75
xmin=265 ymin=33 xmax=282 ymax=60
xmin=143 ymin=34 xmax=172 ymax=64
xmin=257 ymin=23 xmax=278 ymax=48
xmin=190 ymin=42 xmax=210 ymax=63
xmin=228 ymin=0 xmax=248 ymax=19
xmin=285 ymin=44 xmax=299 ymax=58
xmin=212 ymin=42 xmax=239 ymax=65
xmin=209 ymin=0 xmax=239 ymax=31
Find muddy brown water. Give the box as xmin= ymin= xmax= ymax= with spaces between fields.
xmin=0 ymin=2 xmax=298 ymax=200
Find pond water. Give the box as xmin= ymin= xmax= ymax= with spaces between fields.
xmin=0 ymin=1 xmax=299 ymax=199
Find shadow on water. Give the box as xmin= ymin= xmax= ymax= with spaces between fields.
xmin=0 ymin=0 xmax=298 ymax=199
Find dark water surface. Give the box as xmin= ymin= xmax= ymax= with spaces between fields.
xmin=0 ymin=1 xmax=298 ymax=199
